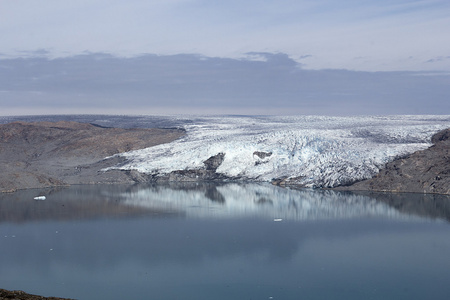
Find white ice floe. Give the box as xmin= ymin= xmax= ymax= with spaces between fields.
xmin=109 ymin=115 xmax=450 ymax=188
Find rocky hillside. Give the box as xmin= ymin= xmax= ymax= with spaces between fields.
xmin=0 ymin=121 xmax=184 ymax=192
xmin=337 ymin=128 xmax=450 ymax=194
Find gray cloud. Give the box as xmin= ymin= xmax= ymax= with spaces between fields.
xmin=426 ymin=56 xmax=450 ymax=63
xmin=2 ymin=1 xmax=450 ymax=72
xmin=1 ymin=52 xmax=449 ymax=115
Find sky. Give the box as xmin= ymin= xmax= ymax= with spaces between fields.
xmin=0 ymin=0 xmax=449 ymax=116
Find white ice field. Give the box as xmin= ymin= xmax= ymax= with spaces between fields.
xmin=110 ymin=115 xmax=450 ymax=188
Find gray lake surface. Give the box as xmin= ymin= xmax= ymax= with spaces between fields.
xmin=1 ymin=183 xmax=450 ymax=300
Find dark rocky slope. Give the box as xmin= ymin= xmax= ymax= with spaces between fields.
xmin=0 ymin=288 xmax=73 ymax=300
xmin=0 ymin=121 xmax=184 ymax=193
xmin=336 ymin=128 xmax=450 ymax=194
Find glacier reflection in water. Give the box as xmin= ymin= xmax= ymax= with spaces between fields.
xmin=1 ymin=183 xmax=448 ymax=223
xmin=118 ymin=183 xmax=446 ymax=221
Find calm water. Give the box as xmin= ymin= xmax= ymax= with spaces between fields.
xmin=1 ymin=183 xmax=449 ymax=300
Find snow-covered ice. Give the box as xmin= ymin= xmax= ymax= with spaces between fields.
xmin=110 ymin=115 xmax=450 ymax=188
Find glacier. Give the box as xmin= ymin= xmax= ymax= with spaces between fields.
xmin=109 ymin=115 xmax=450 ymax=188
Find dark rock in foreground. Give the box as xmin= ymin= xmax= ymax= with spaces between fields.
xmin=336 ymin=128 xmax=450 ymax=194
xmin=0 ymin=289 xmax=73 ymax=300
xmin=0 ymin=121 xmax=184 ymax=192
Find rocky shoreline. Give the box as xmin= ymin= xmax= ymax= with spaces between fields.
xmin=0 ymin=289 xmax=73 ymax=300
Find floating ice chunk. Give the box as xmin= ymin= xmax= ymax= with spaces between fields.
xmin=34 ymin=196 xmax=46 ymax=200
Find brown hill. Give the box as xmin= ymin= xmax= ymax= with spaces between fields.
xmin=0 ymin=121 xmax=184 ymax=192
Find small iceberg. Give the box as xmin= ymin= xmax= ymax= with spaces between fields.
xmin=34 ymin=196 xmax=46 ymax=200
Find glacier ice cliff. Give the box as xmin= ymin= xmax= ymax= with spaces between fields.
xmin=109 ymin=115 xmax=450 ymax=188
